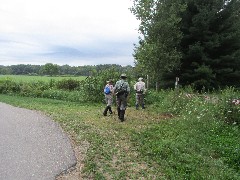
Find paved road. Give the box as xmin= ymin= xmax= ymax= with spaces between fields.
xmin=0 ymin=102 xmax=77 ymax=180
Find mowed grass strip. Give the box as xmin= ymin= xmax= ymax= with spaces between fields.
xmin=0 ymin=94 xmax=239 ymax=179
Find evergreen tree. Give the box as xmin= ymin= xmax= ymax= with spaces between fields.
xmin=176 ymin=0 xmax=240 ymax=89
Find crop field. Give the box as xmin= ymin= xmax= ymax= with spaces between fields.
xmin=0 ymin=75 xmax=86 ymax=82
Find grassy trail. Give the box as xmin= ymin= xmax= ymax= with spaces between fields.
xmin=0 ymin=94 xmax=239 ymax=179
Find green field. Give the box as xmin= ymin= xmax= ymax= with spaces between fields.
xmin=0 ymin=75 xmax=86 ymax=82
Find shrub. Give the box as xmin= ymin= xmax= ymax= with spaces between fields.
xmin=144 ymin=86 xmax=239 ymax=129
xmin=0 ymin=79 xmax=20 ymax=94
xmin=18 ymin=81 xmax=49 ymax=98
xmin=56 ymin=79 xmax=80 ymax=91
xmin=145 ymin=87 xmax=196 ymax=114
xmin=80 ymin=76 xmax=103 ymax=102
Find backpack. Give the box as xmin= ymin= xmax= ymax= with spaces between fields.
xmin=135 ymin=82 xmax=144 ymax=94
xmin=115 ymin=82 xmax=127 ymax=96
xmin=136 ymin=89 xmax=144 ymax=94
xmin=104 ymin=86 xmax=111 ymax=95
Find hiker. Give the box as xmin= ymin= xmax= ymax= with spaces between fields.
xmin=114 ymin=74 xmax=130 ymax=122
xmin=134 ymin=77 xmax=146 ymax=109
xmin=103 ymin=79 xmax=114 ymax=116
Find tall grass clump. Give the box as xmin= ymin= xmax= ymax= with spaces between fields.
xmin=146 ymin=86 xmax=196 ymax=114
xmin=217 ymin=87 xmax=240 ymax=125
xmin=132 ymin=87 xmax=240 ymax=179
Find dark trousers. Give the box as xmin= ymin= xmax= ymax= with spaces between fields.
xmin=116 ymin=94 xmax=127 ymax=121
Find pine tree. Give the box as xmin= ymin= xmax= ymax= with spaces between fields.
xmin=178 ymin=0 xmax=240 ymax=90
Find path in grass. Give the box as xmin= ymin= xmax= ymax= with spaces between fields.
xmin=0 ymin=102 xmax=76 ymax=180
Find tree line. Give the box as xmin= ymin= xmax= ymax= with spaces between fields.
xmin=0 ymin=63 xmax=134 ymax=77
xmin=131 ymin=0 xmax=240 ymax=90
xmin=1 ymin=0 xmax=240 ymax=91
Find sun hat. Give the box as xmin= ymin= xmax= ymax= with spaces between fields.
xmin=120 ymin=73 xmax=127 ymax=78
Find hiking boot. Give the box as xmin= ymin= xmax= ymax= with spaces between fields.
xmin=117 ymin=108 xmax=120 ymax=118
xmin=119 ymin=110 xmax=125 ymax=122
xmin=103 ymin=106 xmax=108 ymax=116
xmin=135 ymin=104 xmax=139 ymax=110
xmin=108 ymin=106 xmax=113 ymax=114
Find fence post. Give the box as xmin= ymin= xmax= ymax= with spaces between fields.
xmin=146 ymin=75 xmax=149 ymax=89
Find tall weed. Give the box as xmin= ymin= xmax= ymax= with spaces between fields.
xmin=217 ymin=87 xmax=240 ymax=125
xmin=133 ymin=87 xmax=240 ymax=179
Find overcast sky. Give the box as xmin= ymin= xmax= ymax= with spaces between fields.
xmin=0 ymin=0 xmax=139 ymax=66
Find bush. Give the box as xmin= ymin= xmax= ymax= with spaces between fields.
xmin=0 ymin=79 xmax=20 ymax=94
xmin=144 ymin=87 xmax=196 ymax=114
xmin=56 ymin=79 xmax=80 ymax=91
xmin=80 ymin=76 xmax=103 ymax=102
xmin=18 ymin=81 xmax=49 ymax=98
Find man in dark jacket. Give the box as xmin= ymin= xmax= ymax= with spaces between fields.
xmin=114 ymin=74 xmax=130 ymax=122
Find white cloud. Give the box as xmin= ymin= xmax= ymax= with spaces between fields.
xmin=0 ymin=0 xmax=139 ymax=66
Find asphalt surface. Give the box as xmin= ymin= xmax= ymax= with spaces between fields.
xmin=0 ymin=102 xmax=77 ymax=180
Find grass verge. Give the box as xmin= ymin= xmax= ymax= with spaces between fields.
xmin=0 ymin=94 xmax=239 ymax=179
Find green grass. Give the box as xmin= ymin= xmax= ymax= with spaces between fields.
xmin=0 ymin=75 xmax=86 ymax=83
xmin=0 ymin=94 xmax=239 ymax=179
xmin=133 ymin=117 xmax=240 ymax=179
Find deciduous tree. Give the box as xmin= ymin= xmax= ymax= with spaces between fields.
xmin=40 ymin=63 xmax=59 ymax=76
xmin=131 ymin=0 xmax=186 ymax=89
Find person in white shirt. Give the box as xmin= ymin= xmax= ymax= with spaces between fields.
xmin=134 ymin=77 xmax=146 ymax=110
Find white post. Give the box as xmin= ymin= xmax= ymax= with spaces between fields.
xmin=146 ymin=75 xmax=149 ymax=89
xmin=175 ymin=77 xmax=179 ymax=89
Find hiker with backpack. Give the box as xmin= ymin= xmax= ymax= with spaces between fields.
xmin=114 ymin=74 xmax=130 ymax=122
xmin=103 ymin=79 xmax=114 ymax=116
xmin=134 ymin=77 xmax=146 ymax=109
